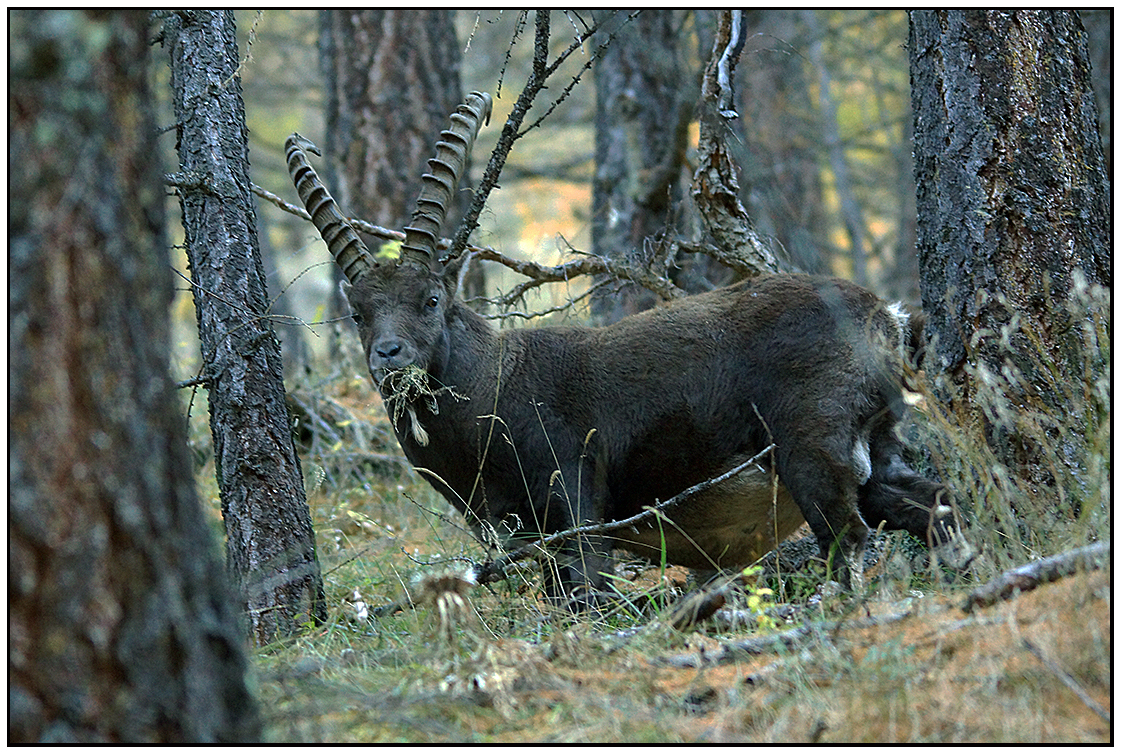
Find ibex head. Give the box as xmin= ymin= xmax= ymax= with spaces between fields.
xmin=286 ymin=91 xmax=492 ymax=392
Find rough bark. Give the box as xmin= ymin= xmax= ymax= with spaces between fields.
xmin=162 ymin=9 xmax=327 ymax=644
xmin=691 ymin=10 xmax=784 ymax=278
xmin=9 ymin=9 xmax=258 ymax=741
xmin=909 ymin=10 xmax=1110 ymax=484
xmin=591 ymin=9 xmax=694 ymax=322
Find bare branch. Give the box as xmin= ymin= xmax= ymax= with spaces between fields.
xmin=1022 ymin=638 xmax=1111 ymax=724
xmin=251 ymin=181 xmax=405 ymax=243
xmin=653 ymin=610 xmax=912 ymax=667
xmin=254 ymin=178 xmax=685 ymax=303
xmin=961 ymin=541 xmax=1110 ymax=613
xmin=691 ymin=10 xmax=786 ymax=276
xmin=518 ymin=11 xmax=637 ymax=136
xmin=474 ymin=445 xmax=775 ymax=585
xmin=446 ymin=11 xmax=551 ymax=260
xmin=474 ymin=277 xmax=615 ymax=322
xmin=449 ymin=11 xmax=632 ymax=261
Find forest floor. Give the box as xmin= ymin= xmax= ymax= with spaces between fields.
xmin=242 ymin=384 xmax=1111 ymax=744
xmin=254 ymin=550 xmax=1110 ymax=743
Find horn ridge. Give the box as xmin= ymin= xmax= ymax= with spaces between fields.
xmin=399 ymin=91 xmax=491 ymax=268
xmin=285 ymin=133 xmax=377 ymax=283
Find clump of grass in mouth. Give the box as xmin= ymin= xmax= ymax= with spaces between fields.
xmin=380 ymin=364 xmax=466 ymax=446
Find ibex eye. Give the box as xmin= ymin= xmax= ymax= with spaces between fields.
xmin=425 ymin=295 xmax=440 ymax=309
xmin=351 ymin=312 xmax=364 ymax=326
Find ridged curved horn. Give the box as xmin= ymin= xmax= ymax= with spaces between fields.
xmin=400 ymin=91 xmax=493 ymax=268
xmin=285 ymin=133 xmax=377 ymax=284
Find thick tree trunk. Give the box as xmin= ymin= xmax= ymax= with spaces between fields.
xmin=9 ymin=10 xmax=258 ymax=741
xmin=163 ymin=10 xmax=327 ymax=644
xmin=320 ymin=10 xmax=464 ymax=235
xmin=909 ymin=10 xmax=1110 ymax=492
xmin=591 ymin=9 xmax=695 ymax=322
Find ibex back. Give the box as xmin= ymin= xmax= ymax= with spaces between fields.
xmin=287 ymin=92 xmax=962 ymax=604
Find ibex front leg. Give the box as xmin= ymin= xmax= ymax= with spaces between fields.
xmin=779 ymin=446 xmax=869 ymax=591
xmin=536 ymin=462 xmax=614 ymax=610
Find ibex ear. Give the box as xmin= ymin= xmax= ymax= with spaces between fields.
xmin=338 ymin=278 xmax=354 ymax=312
xmin=441 ymin=252 xmax=472 ymax=298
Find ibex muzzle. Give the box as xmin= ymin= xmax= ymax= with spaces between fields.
xmin=287 ymin=91 xmax=968 ymax=605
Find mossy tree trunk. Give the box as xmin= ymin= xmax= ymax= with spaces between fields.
xmin=162 ymin=9 xmax=327 ymax=644
xmin=9 ymin=10 xmax=259 ymax=741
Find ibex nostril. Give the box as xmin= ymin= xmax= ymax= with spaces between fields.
xmin=375 ymin=341 xmax=402 ymax=360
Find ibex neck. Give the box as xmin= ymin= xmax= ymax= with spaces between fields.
xmin=435 ymin=302 xmax=502 ymax=396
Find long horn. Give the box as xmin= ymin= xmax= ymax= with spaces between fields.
xmin=399 ymin=91 xmax=493 ymax=268
xmin=285 ymin=133 xmax=377 ymax=284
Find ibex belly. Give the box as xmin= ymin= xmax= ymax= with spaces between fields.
xmin=615 ymin=466 xmax=803 ymax=570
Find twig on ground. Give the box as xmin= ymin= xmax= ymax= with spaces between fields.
xmin=1022 ymin=638 xmax=1111 ymax=724
xmin=961 ymin=541 xmax=1110 ymax=613
xmin=653 ymin=610 xmax=912 ymax=668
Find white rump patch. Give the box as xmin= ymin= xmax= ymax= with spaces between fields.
xmin=886 ymin=300 xmax=910 ymax=329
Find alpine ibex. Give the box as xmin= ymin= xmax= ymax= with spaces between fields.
xmin=287 ymin=91 xmax=962 ymax=604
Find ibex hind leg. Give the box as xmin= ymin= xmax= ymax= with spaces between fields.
xmin=778 ymin=449 xmax=869 ymax=592
xmin=858 ymin=433 xmax=976 ymax=574
xmin=858 ymin=432 xmax=955 ymax=545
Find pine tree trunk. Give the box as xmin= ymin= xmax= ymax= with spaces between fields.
xmin=909 ymin=10 xmax=1110 ymax=490
xmin=591 ymin=9 xmax=695 ymax=322
xmin=9 ymin=10 xmax=259 ymax=741
xmin=162 ymin=9 xmax=327 ymax=644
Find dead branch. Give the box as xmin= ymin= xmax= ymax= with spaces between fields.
xmin=961 ymin=541 xmax=1110 ymax=613
xmin=1022 ymin=638 xmax=1111 ymax=724
xmin=473 ymin=278 xmax=615 ymax=321
xmin=365 ymin=447 xmax=775 ymax=618
xmin=653 ymin=610 xmax=912 ymax=668
xmin=517 ymin=11 xmax=639 ymax=137
xmin=474 ymin=445 xmax=774 ymax=585
xmin=450 ymin=11 xmax=601 ymax=260
xmin=252 ymin=179 xmax=685 ymax=306
xmin=691 ymin=10 xmax=785 ymax=276
xmin=470 ymin=245 xmax=683 ymax=304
